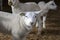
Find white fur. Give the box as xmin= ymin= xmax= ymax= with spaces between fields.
xmin=0 ymin=11 xmax=42 ymax=40
xmin=8 ymin=0 xmax=40 ymax=14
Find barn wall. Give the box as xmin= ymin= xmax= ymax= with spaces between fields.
xmin=0 ymin=0 xmax=3 ymax=11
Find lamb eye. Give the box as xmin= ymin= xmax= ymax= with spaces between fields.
xmin=20 ymin=13 xmax=25 ymax=16
xmin=51 ymin=3 xmax=54 ymax=5
xmin=25 ymin=16 xmax=28 ymax=17
xmin=35 ymin=16 xmax=36 ymax=18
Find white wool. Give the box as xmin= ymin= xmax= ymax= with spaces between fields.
xmin=0 ymin=11 xmax=27 ymax=40
xmin=11 ymin=3 xmax=40 ymax=14
xmin=8 ymin=0 xmax=40 ymax=14
xmin=0 ymin=11 xmax=40 ymax=40
xmin=0 ymin=11 xmax=19 ymax=31
xmin=38 ymin=1 xmax=46 ymax=9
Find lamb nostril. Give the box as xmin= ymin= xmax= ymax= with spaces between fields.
xmin=31 ymin=22 xmax=33 ymax=25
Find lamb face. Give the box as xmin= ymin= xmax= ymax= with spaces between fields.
xmin=38 ymin=1 xmax=57 ymax=12
xmin=21 ymin=12 xmax=38 ymax=27
xmin=47 ymin=1 xmax=57 ymax=10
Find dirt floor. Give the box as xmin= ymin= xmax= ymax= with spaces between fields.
xmin=0 ymin=7 xmax=60 ymax=40
xmin=0 ymin=26 xmax=60 ymax=40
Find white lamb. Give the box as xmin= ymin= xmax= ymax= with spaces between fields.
xmin=22 ymin=1 xmax=57 ymax=34
xmin=37 ymin=0 xmax=57 ymax=29
xmin=0 ymin=10 xmax=44 ymax=40
xmin=8 ymin=0 xmax=40 ymax=14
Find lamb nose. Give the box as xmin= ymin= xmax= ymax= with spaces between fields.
xmin=31 ymin=22 xmax=33 ymax=25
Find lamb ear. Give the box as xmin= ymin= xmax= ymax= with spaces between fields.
xmin=35 ymin=10 xmax=43 ymax=14
xmin=20 ymin=13 xmax=25 ymax=16
xmin=34 ymin=11 xmax=40 ymax=14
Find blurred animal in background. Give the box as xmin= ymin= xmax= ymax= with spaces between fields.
xmin=37 ymin=1 xmax=57 ymax=34
xmin=8 ymin=0 xmax=40 ymax=14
